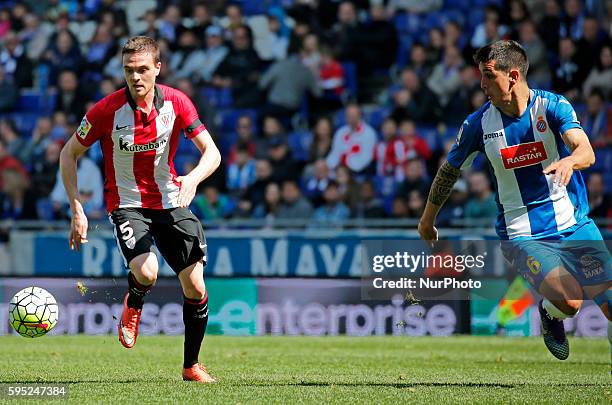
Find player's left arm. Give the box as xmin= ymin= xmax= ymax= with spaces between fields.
xmin=176 ymin=130 xmax=221 ymax=207
xmin=542 ymin=128 xmax=595 ymax=186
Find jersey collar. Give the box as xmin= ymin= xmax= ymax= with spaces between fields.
xmin=125 ymin=85 xmax=165 ymax=113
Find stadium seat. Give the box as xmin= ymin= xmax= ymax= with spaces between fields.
xmin=200 ymin=87 xmax=234 ymax=109
xmin=16 ymin=89 xmax=57 ymax=114
xmin=362 ymin=106 xmax=391 ymax=132
xmin=467 ymin=9 xmax=486 ymax=32
xmin=0 ymin=112 xmax=42 ymax=137
xmin=287 ymin=130 xmax=313 ymax=162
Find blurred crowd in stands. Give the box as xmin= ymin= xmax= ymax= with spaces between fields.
xmin=0 ymin=0 xmax=610 ymax=227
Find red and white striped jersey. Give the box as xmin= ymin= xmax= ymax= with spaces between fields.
xmin=75 ymin=85 xmax=206 ymax=212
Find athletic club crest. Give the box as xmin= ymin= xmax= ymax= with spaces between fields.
xmin=159 ymin=112 xmax=172 ymax=128
xmin=536 ymin=116 xmax=547 ymax=132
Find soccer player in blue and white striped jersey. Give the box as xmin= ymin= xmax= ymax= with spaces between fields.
xmin=419 ymin=40 xmax=611 ymax=368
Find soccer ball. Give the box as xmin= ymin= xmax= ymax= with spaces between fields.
xmin=8 ymin=287 xmax=59 ymax=338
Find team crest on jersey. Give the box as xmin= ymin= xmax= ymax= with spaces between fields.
xmin=536 ymin=116 xmax=547 ymax=132
xmin=77 ymin=116 xmax=92 ymax=139
xmin=500 ymin=141 xmax=548 ymax=169
xmin=159 ymin=112 xmax=172 ymax=128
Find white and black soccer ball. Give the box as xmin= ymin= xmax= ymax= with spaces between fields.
xmin=8 ymin=287 xmax=59 ymax=338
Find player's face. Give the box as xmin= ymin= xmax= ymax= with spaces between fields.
xmin=478 ymin=61 xmax=512 ymax=107
xmin=123 ymin=52 xmax=161 ymax=100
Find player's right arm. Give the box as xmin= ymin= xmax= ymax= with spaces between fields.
xmin=418 ymin=116 xmax=482 ymax=242
xmin=418 ymin=162 xmax=462 ymax=241
xmin=59 ymin=135 xmax=90 ymax=252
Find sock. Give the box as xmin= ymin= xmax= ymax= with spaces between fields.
xmin=183 ymin=293 xmax=209 ymax=369
xmin=542 ymin=299 xmax=569 ymax=320
xmin=127 ymin=272 xmax=152 ymax=309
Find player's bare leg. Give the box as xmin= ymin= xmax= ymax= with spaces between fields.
xmin=537 ymin=266 xmax=583 ymax=360
xmin=179 ymin=260 xmax=215 ymax=383
xmin=584 ymin=282 xmax=612 ymax=375
xmin=118 ymin=252 xmax=158 ymax=349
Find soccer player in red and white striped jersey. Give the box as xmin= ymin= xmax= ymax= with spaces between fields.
xmin=59 ymin=36 xmax=220 ymax=383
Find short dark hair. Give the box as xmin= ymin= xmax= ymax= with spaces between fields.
xmin=122 ymin=36 xmax=161 ymax=63
xmin=473 ymin=40 xmax=529 ymax=78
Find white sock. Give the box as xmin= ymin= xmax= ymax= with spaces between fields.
xmin=543 ymin=299 xmax=569 ymax=320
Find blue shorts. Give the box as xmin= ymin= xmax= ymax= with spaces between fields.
xmin=501 ymin=218 xmax=612 ymax=290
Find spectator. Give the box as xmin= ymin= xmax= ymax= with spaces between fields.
xmin=157 ymin=4 xmax=186 ymax=49
xmin=300 ymin=33 xmax=320 ymax=74
xmin=83 ymin=23 xmax=117 ymax=82
xmin=0 ymin=66 xmax=17 ymax=112
xmin=375 ymin=117 xmax=398 ymax=177
xmin=465 ymin=172 xmax=498 ymax=224
xmin=21 ymin=117 xmax=54 ymax=165
xmin=551 ymin=37 xmax=589 ymax=100
xmin=396 ymin=158 xmax=431 ymax=198
xmin=471 ymin=5 xmax=507 ymax=49
xmin=326 ymin=103 xmax=377 ymax=175
xmin=390 ymin=67 xmax=442 ymax=124
xmin=49 ymin=155 xmax=103 ymax=219
xmin=191 ymin=185 xmax=234 ymax=221
xmin=41 ymin=28 xmax=82 ymax=86
xmin=169 ymin=30 xmax=206 ymax=82
xmin=241 ymin=159 xmax=273 ymax=213
xmin=538 ymin=0 xmax=562 ymax=51
xmin=576 ymin=16 xmax=606 ymax=68
xmin=314 ymin=45 xmax=344 ymax=114
xmin=19 ymin=13 xmax=50 ymax=62
xmin=190 ymin=2 xmax=212 ymax=40
xmin=0 ymin=168 xmax=37 ymax=220
xmin=325 ymin=1 xmax=361 ymax=64
xmin=196 ymin=25 xmax=229 ymax=85
xmin=213 ymin=24 xmax=263 ymax=108
xmin=267 ymin=136 xmax=302 ymax=183
xmin=559 ymin=0 xmax=585 ymax=40
xmin=228 ymin=114 xmax=257 ymax=163
xmin=581 ymin=89 xmax=610 ymax=148
xmin=406 ymin=189 xmax=425 ymax=218
xmin=445 ymin=65 xmax=481 ymax=126
xmin=353 ymin=180 xmax=386 ymax=219
xmin=259 ymin=52 xmax=321 ymax=126
xmin=0 ymin=31 xmax=33 ymax=88
xmin=219 ymin=3 xmax=246 ymax=39
xmin=255 ymin=116 xmax=286 ymax=159
xmin=277 ymin=179 xmax=313 ymax=219
xmin=587 ymin=172 xmax=612 ymax=220
xmin=54 ymin=70 xmax=89 ymax=124
xmin=262 ymin=7 xmax=291 ymax=61
xmin=583 ymin=45 xmax=612 ymax=100
xmin=308 ymin=116 xmax=334 ymax=163
xmin=226 ymin=144 xmax=257 ymax=197
xmin=312 ymin=180 xmax=350 ymax=226
xmin=303 ymin=158 xmax=331 ymax=207
xmin=138 ymin=9 xmax=160 ymax=39
xmin=335 ymin=164 xmax=361 ymax=211
xmin=30 ymin=140 xmax=62 ymax=200
xmin=407 ymin=42 xmax=433 ymax=82
xmin=355 ymin=4 xmax=398 ymax=75
xmin=0 ymin=139 xmax=28 ymax=190
xmin=518 ymin=19 xmax=550 ymax=88
xmin=253 ymin=182 xmax=281 ymax=219
xmin=427 ymin=45 xmax=464 ymax=107
xmin=0 ymin=119 xmax=25 ymax=162
xmin=386 ymin=120 xmax=431 ymax=181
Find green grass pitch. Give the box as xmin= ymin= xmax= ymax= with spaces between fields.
xmin=0 ymin=335 xmax=609 ymax=404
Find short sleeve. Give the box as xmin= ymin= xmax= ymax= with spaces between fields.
xmin=548 ymin=95 xmax=582 ymax=135
xmin=447 ymin=119 xmax=482 ymax=169
xmin=177 ymin=91 xmax=206 ymax=139
xmin=75 ymin=101 xmax=107 ymax=147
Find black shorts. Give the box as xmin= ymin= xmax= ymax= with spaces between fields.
xmin=109 ymin=207 xmax=207 ymax=274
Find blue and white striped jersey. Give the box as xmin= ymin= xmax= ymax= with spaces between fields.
xmin=447 ymin=89 xmax=589 ymax=240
